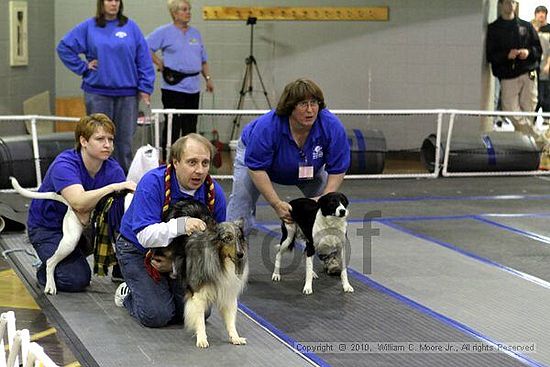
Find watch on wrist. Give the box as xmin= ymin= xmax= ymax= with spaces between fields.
xmin=205 ymin=75 xmax=211 ymax=81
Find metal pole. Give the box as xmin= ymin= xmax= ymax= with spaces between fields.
xmin=29 ymin=117 xmax=43 ymax=187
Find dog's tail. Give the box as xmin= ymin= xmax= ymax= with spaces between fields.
xmin=9 ymin=176 xmax=69 ymax=206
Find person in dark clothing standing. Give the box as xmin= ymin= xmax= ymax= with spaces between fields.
xmin=534 ymin=6 xmax=550 ymax=123
xmin=486 ymin=0 xmax=548 ymax=149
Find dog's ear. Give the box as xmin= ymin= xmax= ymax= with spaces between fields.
xmin=317 ymin=193 xmax=328 ymax=207
xmin=339 ymin=193 xmax=349 ymax=207
xmin=233 ymin=218 xmax=245 ymax=230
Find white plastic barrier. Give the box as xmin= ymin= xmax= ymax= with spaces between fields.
xmin=153 ymin=108 xmax=550 ymax=178
xmin=6 ymin=329 xmax=29 ymax=367
xmin=0 ymin=311 xmax=16 ymax=367
xmin=3 ymin=109 xmax=550 ymax=191
xmin=153 ymin=108 xmax=446 ymax=180
xmin=0 ymin=311 xmax=59 ymax=367
xmin=0 ymin=115 xmax=78 ymax=192
xmin=24 ymin=343 xmax=58 ymax=367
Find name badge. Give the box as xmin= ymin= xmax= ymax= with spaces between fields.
xmin=299 ymin=165 xmax=314 ymax=179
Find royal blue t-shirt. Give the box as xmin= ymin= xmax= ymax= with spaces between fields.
xmin=119 ymin=165 xmax=227 ymax=252
xmin=241 ymin=109 xmax=350 ymax=185
xmin=27 ymin=149 xmax=126 ymax=230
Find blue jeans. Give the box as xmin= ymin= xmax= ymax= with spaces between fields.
xmin=85 ymin=92 xmax=138 ymax=173
xmin=27 ymin=227 xmax=91 ymax=292
xmin=226 ymin=139 xmax=327 ymax=234
xmin=115 ymin=236 xmax=184 ymax=328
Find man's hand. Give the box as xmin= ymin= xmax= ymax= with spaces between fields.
xmin=185 ymin=218 xmax=207 ymax=235
xmin=517 ymin=48 xmax=529 ymax=60
xmin=508 ymin=49 xmax=520 ymax=59
xmin=150 ymin=253 xmax=172 ymax=273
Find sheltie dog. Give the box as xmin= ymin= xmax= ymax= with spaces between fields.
xmin=163 ymin=200 xmax=249 ymax=348
xmin=271 ymin=192 xmax=354 ymax=295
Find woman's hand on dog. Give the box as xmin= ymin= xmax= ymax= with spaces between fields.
xmin=113 ymin=180 xmax=137 ymax=193
xmin=150 ymin=253 xmax=173 ymax=273
xmin=273 ymin=201 xmax=293 ymax=223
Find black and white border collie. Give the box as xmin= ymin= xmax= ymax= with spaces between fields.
xmin=271 ymin=192 xmax=354 ymax=295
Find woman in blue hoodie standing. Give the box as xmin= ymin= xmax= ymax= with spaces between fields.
xmin=57 ymin=0 xmax=155 ymax=173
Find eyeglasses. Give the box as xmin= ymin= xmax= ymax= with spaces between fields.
xmin=296 ymin=99 xmax=320 ymax=110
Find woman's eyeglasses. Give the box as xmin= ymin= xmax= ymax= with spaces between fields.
xmin=296 ymin=99 xmax=320 ymax=110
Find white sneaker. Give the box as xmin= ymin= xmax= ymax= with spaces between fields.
xmin=115 ymin=282 xmax=130 ymax=307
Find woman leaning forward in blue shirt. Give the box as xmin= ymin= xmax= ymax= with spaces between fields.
xmin=226 ymin=78 xmax=351 ymax=235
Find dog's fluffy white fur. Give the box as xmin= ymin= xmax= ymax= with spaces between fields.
xmin=10 ymin=176 xmax=84 ymax=295
xmin=272 ymin=192 xmax=354 ymax=295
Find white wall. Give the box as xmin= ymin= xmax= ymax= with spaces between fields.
xmin=0 ymin=0 xmax=55 ymax=136
xmin=519 ymin=0 xmax=548 ymax=22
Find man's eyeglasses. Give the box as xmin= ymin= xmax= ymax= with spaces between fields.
xmin=296 ymin=99 xmax=320 ymax=110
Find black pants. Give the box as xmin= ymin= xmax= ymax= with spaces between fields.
xmin=161 ymin=89 xmax=200 ymax=147
xmin=538 ymin=80 xmax=550 ymax=115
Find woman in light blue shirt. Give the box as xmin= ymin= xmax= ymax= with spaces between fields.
xmin=147 ymin=0 xmax=214 ymax=148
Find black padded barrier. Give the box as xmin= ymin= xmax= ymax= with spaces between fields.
xmin=0 ymin=132 xmax=74 ymax=189
xmin=347 ymin=128 xmax=386 ymax=174
xmin=421 ymin=131 xmax=540 ymax=173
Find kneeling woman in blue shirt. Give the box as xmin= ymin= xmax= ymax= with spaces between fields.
xmin=226 ymin=78 xmax=351 ymax=234
xmin=27 ymin=114 xmax=136 ymax=292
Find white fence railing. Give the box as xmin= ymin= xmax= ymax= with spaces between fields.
xmin=0 ymin=115 xmax=79 ymax=190
xmin=1 ymin=109 xmax=549 ymax=192
xmin=0 ymin=311 xmax=58 ymax=367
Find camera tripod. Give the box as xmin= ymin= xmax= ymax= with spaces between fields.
xmin=230 ymin=17 xmax=272 ymax=140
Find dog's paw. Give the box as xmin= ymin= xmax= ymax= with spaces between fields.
xmin=196 ymin=337 xmax=209 ymax=348
xmin=44 ymin=283 xmax=57 ymax=295
xmin=343 ymin=284 xmax=354 ymax=293
xmin=271 ymin=273 xmax=281 ymax=282
xmin=230 ymin=335 xmax=247 ymax=345
xmin=302 ymin=286 xmax=313 ymax=295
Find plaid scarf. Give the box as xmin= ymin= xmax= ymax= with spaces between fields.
xmin=144 ymin=164 xmax=216 ymax=282
xmin=92 ymin=192 xmax=126 ymax=276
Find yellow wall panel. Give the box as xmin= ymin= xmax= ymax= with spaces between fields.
xmin=203 ymin=7 xmax=389 ymax=21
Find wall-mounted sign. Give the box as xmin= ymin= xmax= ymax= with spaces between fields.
xmin=10 ymin=1 xmax=28 ymax=66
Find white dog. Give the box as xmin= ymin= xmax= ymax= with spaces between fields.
xmin=10 ymin=176 xmax=85 ymax=295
